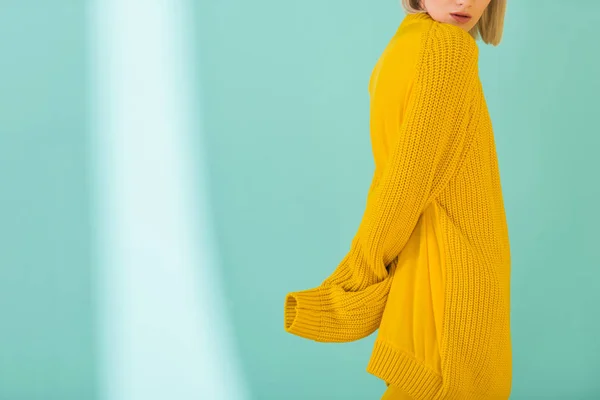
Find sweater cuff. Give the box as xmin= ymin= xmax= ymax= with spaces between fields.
xmin=284 ymin=287 xmax=324 ymax=341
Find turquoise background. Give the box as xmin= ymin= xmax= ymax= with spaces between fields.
xmin=0 ymin=3 xmax=97 ymax=400
xmin=196 ymin=0 xmax=600 ymax=398
xmin=1 ymin=0 xmax=599 ymax=399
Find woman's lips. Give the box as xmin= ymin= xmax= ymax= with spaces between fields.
xmin=450 ymin=13 xmax=472 ymax=24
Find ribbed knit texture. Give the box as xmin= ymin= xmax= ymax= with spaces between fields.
xmin=284 ymin=12 xmax=512 ymax=400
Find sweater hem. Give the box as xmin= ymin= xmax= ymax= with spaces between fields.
xmin=366 ymin=338 xmax=443 ymax=400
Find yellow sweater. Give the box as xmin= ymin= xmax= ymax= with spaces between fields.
xmin=284 ymin=11 xmax=512 ymax=400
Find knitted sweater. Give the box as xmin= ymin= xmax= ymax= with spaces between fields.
xmin=284 ymin=11 xmax=512 ymax=400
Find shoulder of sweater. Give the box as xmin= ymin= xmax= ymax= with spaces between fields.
xmin=392 ymin=17 xmax=479 ymax=71
xmin=424 ymin=21 xmax=479 ymax=67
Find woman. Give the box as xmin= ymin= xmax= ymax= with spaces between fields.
xmin=284 ymin=1 xmax=511 ymax=399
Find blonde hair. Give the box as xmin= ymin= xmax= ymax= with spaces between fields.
xmin=401 ymin=0 xmax=506 ymax=46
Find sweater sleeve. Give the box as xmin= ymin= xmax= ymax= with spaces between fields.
xmin=285 ymin=26 xmax=480 ymax=343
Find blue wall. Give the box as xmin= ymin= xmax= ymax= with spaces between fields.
xmin=194 ymin=0 xmax=600 ymax=399
xmin=0 ymin=3 xmax=97 ymax=400
xmin=1 ymin=0 xmax=599 ymax=398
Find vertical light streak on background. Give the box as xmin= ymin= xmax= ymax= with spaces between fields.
xmin=88 ymin=1 xmax=249 ymax=399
